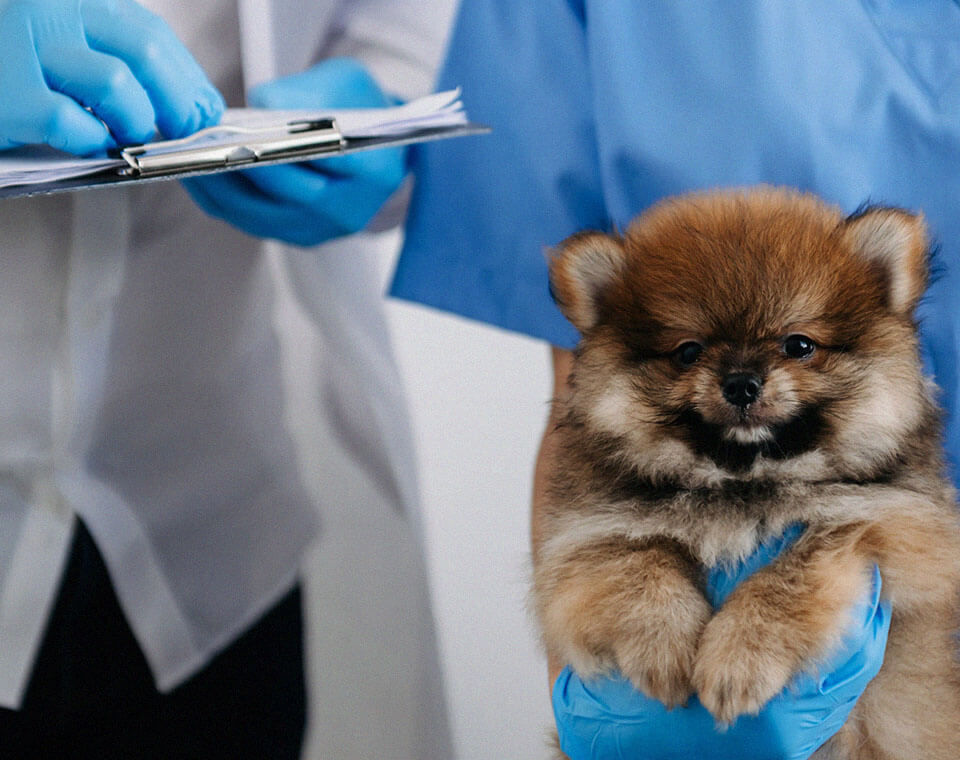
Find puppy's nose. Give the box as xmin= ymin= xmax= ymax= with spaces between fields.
xmin=722 ymin=372 xmax=762 ymax=408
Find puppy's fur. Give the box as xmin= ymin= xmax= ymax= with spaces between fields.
xmin=534 ymin=187 xmax=960 ymax=758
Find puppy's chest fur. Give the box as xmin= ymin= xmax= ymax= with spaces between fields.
xmin=598 ymin=479 xmax=848 ymax=565
xmin=546 ymin=421 xmax=931 ymax=567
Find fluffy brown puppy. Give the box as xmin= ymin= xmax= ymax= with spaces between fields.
xmin=534 ymin=187 xmax=960 ymax=758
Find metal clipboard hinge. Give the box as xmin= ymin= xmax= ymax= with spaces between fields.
xmin=118 ymin=119 xmax=344 ymax=178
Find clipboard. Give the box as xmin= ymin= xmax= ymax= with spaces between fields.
xmin=0 ymin=116 xmax=489 ymax=200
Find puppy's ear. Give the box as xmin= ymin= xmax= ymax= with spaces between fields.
xmin=549 ymin=231 xmax=625 ymax=332
xmin=841 ymin=207 xmax=929 ymax=314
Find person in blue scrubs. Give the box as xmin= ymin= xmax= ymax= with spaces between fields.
xmin=394 ymin=1 xmax=960 ymax=757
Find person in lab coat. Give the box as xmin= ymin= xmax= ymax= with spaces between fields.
xmin=0 ymin=0 xmax=454 ymax=757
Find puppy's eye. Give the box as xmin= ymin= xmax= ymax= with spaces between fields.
xmin=783 ymin=334 xmax=817 ymax=359
xmin=674 ymin=342 xmax=704 ymax=366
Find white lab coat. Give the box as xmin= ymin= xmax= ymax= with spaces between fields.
xmin=0 ymin=0 xmax=454 ymax=755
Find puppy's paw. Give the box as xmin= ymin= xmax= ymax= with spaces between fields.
xmin=614 ymin=591 xmax=712 ymax=708
xmin=692 ymin=611 xmax=795 ymax=725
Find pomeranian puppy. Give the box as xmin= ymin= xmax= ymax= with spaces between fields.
xmin=534 ymin=187 xmax=960 ymax=759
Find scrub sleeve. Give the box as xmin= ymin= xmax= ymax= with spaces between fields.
xmin=391 ymin=0 xmax=599 ymax=350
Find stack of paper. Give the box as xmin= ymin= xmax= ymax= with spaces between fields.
xmin=0 ymin=149 xmax=120 ymax=190
xmin=223 ymin=88 xmax=467 ymax=138
xmin=0 ymin=89 xmax=469 ymax=191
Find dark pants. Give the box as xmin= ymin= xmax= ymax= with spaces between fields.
xmin=0 ymin=522 xmax=306 ymax=759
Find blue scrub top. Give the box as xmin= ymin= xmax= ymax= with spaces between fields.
xmin=393 ymin=0 xmax=960 ymax=480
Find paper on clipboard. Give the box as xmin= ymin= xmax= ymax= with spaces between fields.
xmin=220 ymin=88 xmax=469 ymax=138
xmin=0 ymin=89 xmax=482 ymax=196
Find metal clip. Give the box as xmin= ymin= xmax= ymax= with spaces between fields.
xmin=119 ymin=119 xmax=344 ymax=178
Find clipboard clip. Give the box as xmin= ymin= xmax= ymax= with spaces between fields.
xmin=118 ymin=118 xmax=344 ymax=178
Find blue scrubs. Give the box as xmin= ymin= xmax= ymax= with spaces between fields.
xmin=393 ymin=0 xmax=960 ymax=479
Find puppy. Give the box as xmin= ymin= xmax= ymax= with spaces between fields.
xmin=534 ymin=187 xmax=960 ymax=758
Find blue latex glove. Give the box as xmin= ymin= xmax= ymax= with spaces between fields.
xmin=553 ymin=526 xmax=891 ymax=760
xmin=0 ymin=0 xmax=224 ymax=155
xmin=183 ymin=57 xmax=406 ymax=247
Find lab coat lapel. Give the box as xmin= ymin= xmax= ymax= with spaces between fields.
xmin=237 ymin=0 xmax=277 ymax=90
xmin=237 ymin=0 xmax=340 ymax=89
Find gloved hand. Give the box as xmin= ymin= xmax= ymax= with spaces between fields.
xmin=553 ymin=526 xmax=891 ymax=760
xmin=182 ymin=57 xmax=406 ymax=247
xmin=0 ymin=0 xmax=224 ymax=155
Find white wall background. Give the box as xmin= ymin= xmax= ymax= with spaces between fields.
xmin=382 ymin=243 xmax=557 ymax=759
xmin=385 ymin=292 xmax=556 ymax=760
